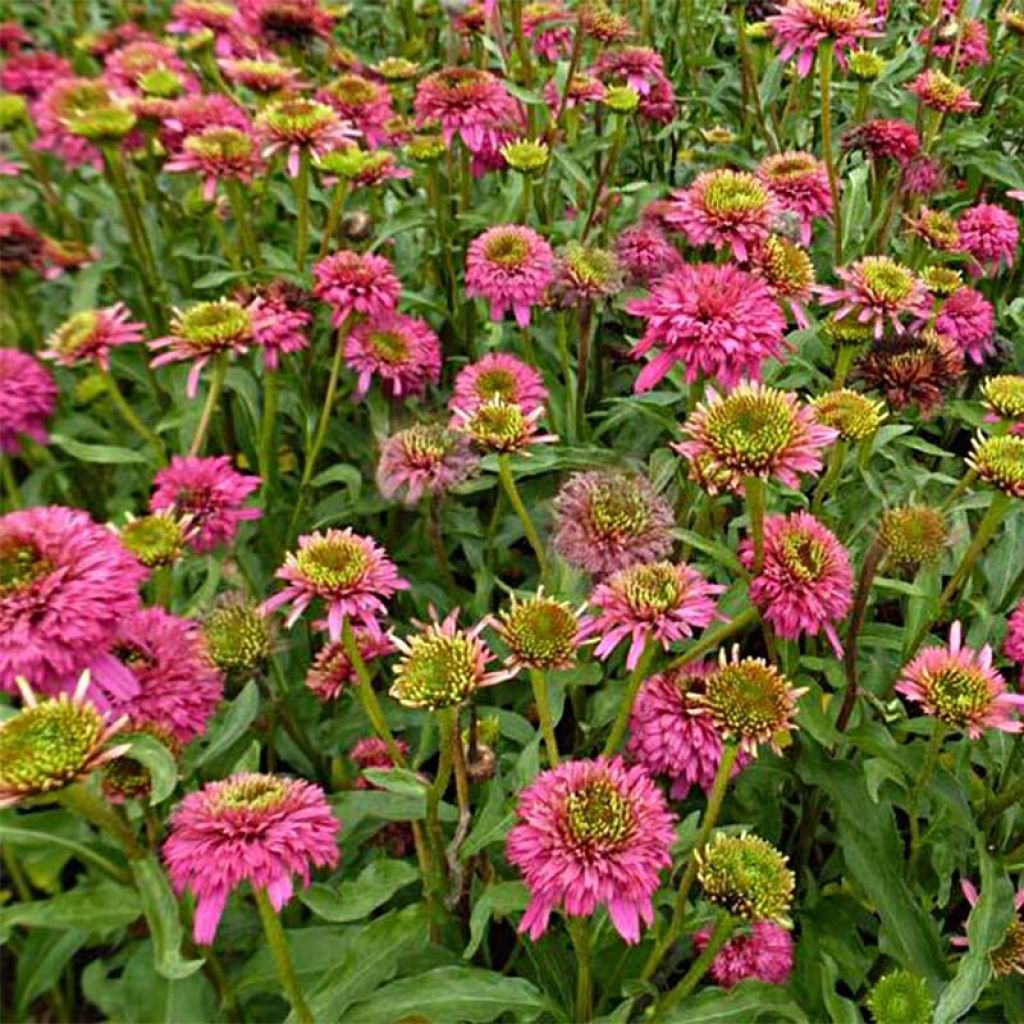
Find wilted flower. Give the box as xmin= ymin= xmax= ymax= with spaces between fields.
xmin=450 ymin=352 xmax=548 ymax=416
xmin=305 ymin=631 xmax=395 ymax=701
xmin=0 ymin=349 xmax=56 ymax=454
xmin=908 ymin=69 xmax=979 ymax=114
xmin=164 ymin=773 xmax=340 ymax=944
xmin=494 ymin=589 xmax=581 ymax=672
xmin=957 ymin=203 xmax=1019 ymax=276
xmin=165 ymin=125 xmax=264 ymax=200
xmin=202 ymin=595 xmax=274 ymax=676
xmin=767 ymin=0 xmax=880 ymax=77
xmin=552 ymin=241 xmax=624 ymax=305
xmin=42 ymin=303 xmax=145 ymax=369
xmin=238 ymin=0 xmax=336 ymax=45
xmin=757 ymin=151 xmax=832 ymax=246
xmin=465 ymin=225 xmax=554 ymax=328
xmin=693 ymin=921 xmax=794 ymax=987
xmin=256 ymin=97 xmax=355 ymax=177
xmin=507 ymin=757 xmax=676 ymax=943
xmin=818 ymin=256 xmax=931 ymax=339
xmin=377 ymin=424 xmax=478 ymax=505
xmin=313 ymin=250 xmax=402 ymax=325
xmin=969 ymin=434 xmax=1024 ymax=499
xmin=344 ymin=311 xmax=441 ymax=400
xmin=413 ymin=68 xmax=517 ymax=152
xmin=935 ymin=286 xmax=996 ymax=365
xmin=811 ymin=388 xmax=885 ymax=441
xmin=856 ymin=330 xmax=963 ymax=416
xmin=697 ymin=832 xmax=795 ymax=925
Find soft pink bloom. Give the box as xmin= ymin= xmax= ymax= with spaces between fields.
xmin=0 ymin=506 xmax=146 ymax=702
xmin=627 ymin=263 xmax=787 ymax=391
xmin=552 ymin=471 xmax=675 ymax=577
xmin=664 ymin=170 xmax=780 ymax=262
xmin=957 ymin=203 xmax=1019 ymax=276
xmin=244 ymin=281 xmax=312 ymax=370
xmin=767 ymin=0 xmax=881 ymax=77
xmin=32 ymin=76 xmax=110 ymax=169
xmin=740 ymin=512 xmax=853 ymax=656
xmin=0 ymin=51 xmax=73 ymax=100
xmin=1006 ymin=599 xmax=1024 ymax=666
xmin=450 ymin=352 xmax=548 ymax=417
xmin=693 ymin=922 xmax=795 ymax=987
xmin=465 ymin=225 xmax=555 ymax=328
xmin=350 ymin=735 xmax=410 ymax=778
xmin=935 ymin=286 xmax=996 ymax=365
xmin=160 ymin=94 xmax=250 ymax=152
xmin=896 ymin=622 xmax=1024 ymax=737
xmin=168 ymin=0 xmax=239 ymax=35
xmin=256 ymin=97 xmax=356 ymax=178
xmin=305 ymin=631 xmax=395 ymax=701
xmin=507 ymin=757 xmax=676 ymax=944
xmin=902 ymin=154 xmax=945 ymax=197
xmin=219 ymin=58 xmax=302 ymax=93
xmin=925 ymin=17 xmax=990 ymax=68
xmin=414 ymin=68 xmax=518 ymax=152
xmin=615 ymin=223 xmax=684 ymax=288
xmin=150 ymin=455 xmax=262 ymax=553
xmin=542 ymin=73 xmax=605 ymax=113
xmin=842 ymin=118 xmax=920 ymax=165
xmin=451 ymin=397 xmax=559 ymax=454
xmin=593 ymin=46 xmax=675 ymax=123
xmin=817 ymin=256 xmax=932 ymax=339
xmin=111 ymin=607 xmax=223 ymax=744
xmin=523 ymin=2 xmax=573 ymax=60
xmin=164 ymin=125 xmax=264 ymax=201
xmin=318 ymin=73 xmax=395 ymax=148
xmin=263 ymin=528 xmax=408 ymax=641
xmin=376 ymin=424 xmax=479 ymax=506
xmin=313 ymin=250 xmax=402 ymax=326
xmin=908 ymin=69 xmax=979 ymax=114
xmin=579 ymin=561 xmax=724 ymax=670
xmin=627 ymin=664 xmax=749 ymax=798
xmin=345 ymin=312 xmax=441 ymax=400
xmin=41 ymin=303 xmax=145 ymax=370
xmin=238 ymin=0 xmax=336 ymax=44
xmin=0 ymin=349 xmax=56 ymax=454
xmin=757 ymin=151 xmax=832 ymax=246
xmin=164 ymin=773 xmax=340 ymax=944
xmin=104 ymin=39 xmax=195 ymax=94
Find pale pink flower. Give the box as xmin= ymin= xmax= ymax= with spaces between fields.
xmin=465 ymin=225 xmax=554 ymax=328
xmin=693 ymin=921 xmax=795 ymax=987
xmin=318 ymin=73 xmax=395 ymax=148
xmin=908 ymin=69 xmax=979 ymax=114
xmin=0 ymin=349 xmax=56 ymax=454
xmin=957 ymin=203 xmax=1019 ymax=276
xmin=164 ymin=124 xmax=264 ymax=200
xmin=925 ymin=17 xmax=990 ymax=69
xmin=817 ymin=256 xmax=931 ymax=339
xmin=757 ymin=151 xmax=833 ymax=246
xmin=345 ymin=312 xmax=442 ymax=400
xmin=313 ymin=250 xmax=402 ymax=326
xmin=767 ymin=0 xmax=881 ymax=77
xmin=593 ymin=46 xmax=675 ymax=122
xmin=935 ymin=287 xmax=996 ymax=365
xmin=450 ymin=352 xmax=548 ymax=416
xmin=255 ymin=97 xmax=356 ymax=178
xmin=376 ymin=424 xmax=478 ymax=506
xmin=42 ymin=303 xmax=145 ymax=369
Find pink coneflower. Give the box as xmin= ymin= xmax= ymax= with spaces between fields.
xmin=0 ymin=21 xmax=31 ymax=54
xmin=674 ymin=383 xmax=838 ymax=495
xmin=219 ymin=57 xmax=302 ymax=93
xmin=164 ymin=125 xmax=264 ymax=200
xmin=376 ymin=424 xmax=479 ymax=506
xmin=904 ymin=206 xmax=960 ymax=251
xmin=750 ymin=235 xmax=817 ymax=328
xmin=926 ymin=17 xmax=990 ymax=68
xmin=1006 ymin=599 xmax=1024 ymax=666
xmin=615 ymin=223 xmax=683 ymax=287
xmin=350 ymin=735 xmax=410 ymax=779
xmin=451 ymin=397 xmax=558 ymax=454
xmin=665 ymin=169 xmax=779 ymax=261
xmin=740 ymin=512 xmax=853 ymax=656
xmin=909 ymin=69 xmax=979 ymax=114
xmin=579 ymin=561 xmax=724 ymax=669
xmin=580 ymin=3 xmax=633 ymax=44
xmin=757 ymin=151 xmax=832 ymax=246
xmin=263 ymin=528 xmax=407 ymax=641
xmin=318 ymin=74 xmax=395 ymax=148
xmin=32 ymin=77 xmax=112 ymax=169
xmin=344 ymin=311 xmax=441 ymax=400
xmin=542 ymin=73 xmax=605 ymax=113
xmin=552 ymin=471 xmax=674 ymax=576
xmin=523 ymin=2 xmax=573 ymax=60
xmin=507 ymin=756 xmax=675 ymax=943
xmin=168 ymin=1 xmax=239 ymax=36
xmin=313 ymin=250 xmax=402 ymax=326
xmin=957 ymin=203 xmax=1018 ymax=276
xmin=160 ymin=94 xmax=250 ymax=151
xmin=552 ymin=241 xmax=624 ymax=306
xmin=104 ymin=39 xmax=195 ymax=95
xmin=42 ymin=303 xmax=145 ymax=370
xmin=255 ymin=97 xmax=355 ymax=177
xmin=305 ymin=630 xmax=394 ymax=701
xmin=0 ymin=349 xmax=56 ymax=454
xmin=450 ymin=352 xmax=548 ymax=416
xmin=627 ymin=664 xmax=749 ymax=798
xmin=842 ymin=118 xmax=920 ymax=165
xmin=0 ymin=51 xmax=72 ymax=101
xmin=593 ymin=46 xmax=676 ymax=123
xmin=767 ymin=0 xmax=881 ymax=77
xmin=150 ymin=455 xmax=262 ymax=553
xmin=626 ymin=263 xmax=787 ymax=392
xmin=238 ymin=0 xmax=336 ymax=46
xmin=818 ymin=256 xmax=931 ymax=339
xmin=693 ymin=921 xmax=795 ymax=987
xmin=241 ymin=280 xmax=312 ymax=370
xmin=896 ymin=622 xmax=1024 ymax=737
xmin=164 ymin=773 xmax=340 ymax=944
xmin=952 ymin=878 xmax=1024 ymax=978
xmin=413 ymin=68 xmax=518 ymax=152
xmin=465 ymin=225 xmax=554 ymax=328
xmin=903 ymin=154 xmax=945 ymax=197
xmin=0 ymin=506 xmax=146 ymax=701
xmin=111 ymin=607 xmax=223 ymax=744
xmin=935 ymin=286 xmax=995 ymax=365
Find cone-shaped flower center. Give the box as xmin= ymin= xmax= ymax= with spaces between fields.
xmin=297 ymin=535 xmax=371 ymax=590
xmin=475 ymin=368 xmax=520 ymax=402
xmin=204 ymin=602 xmax=272 ymax=672
xmin=761 ymin=235 xmax=815 ymax=294
xmin=991 ymin=918 xmax=1024 ymax=978
xmin=866 ymin=971 xmax=934 ymax=1024
xmin=501 ymin=597 xmax=578 ymax=668
xmin=483 ymin=231 xmax=530 ymax=269
xmin=328 ymin=74 xmax=377 ymax=106
xmin=502 ymin=139 xmax=549 ymax=173
xmin=970 ymin=435 xmax=1024 ymax=496
xmin=879 ymin=507 xmax=947 ymax=571
xmin=620 ymin=562 xmax=681 ymax=615
xmin=779 ymin=532 xmax=828 ymax=582
xmin=0 ymin=539 xmax=51 ymax=595
xmin=55 ymin=81 xmax=112 ymax=123
xmin=588 ymin=481 xmax=653 ymax=538
xmin=369 ymin=329 xmax=410 ymax=364
xmin=464 ymin=400 xmax=532 ymax=452
xmin=698 ymin=833 xmax=794 ymax=924
xmin=927 ymin=666 xmax=992 ymax=728
xmin=564 ymin=242 xmax=620 ymax=290
xmin=703 ymin=659 xmax=795 ymax=741
xmin=564 ymin=778 xmax=635 ymax=850
xmin=703 ymin=170 xmax=769 ymax=216
xmin=176 ymin=301 xmax=252 ymax=351
xmin=920 ymin=210 xmax=959 ymax=247
xmin=260 ymin=99 xmax=336 ymax=140
xmin=393 ymin=632 xmax=481 ymax=708
xmin=120 ymin=514 xmax=186 ymax=568
xmin=924 ymin=70 xmax=966 ymax=104
xmin=983 ymin=376 xmax=1024 ymax=419
xmin=49 ymin=311 xmax=100 ymax=358
xmin=139 ymin=68 xmax=184 ymax=98
xmin=704 ymin=390 xmax=796 ymax=471
xmin=215 ymin=774 xmax=288 ymax=811
xmin=920 ymin=266 xmax=962 ymax=296
xmin=823 ymin=316 xmax=875 ymax=347
xmin=187 ymin=127 xmax=255 ymax=161
xmin=402 ymin=424 xmax=454 ymax=466
xmin=812 ymin=390 xmax=884 ymax=441
xmin=861 ymin=257 xmax=915 ymax=303
xmin=763 ymin=154 xmax=816 ymax=181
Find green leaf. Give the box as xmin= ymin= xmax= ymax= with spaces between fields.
xmin=339 ymin=966 xmax=547 ymax=1023
xmin=49 ymin=433 xmax=148 ymax=464
xmin=121 ymin=941 xmax=219 ymax=1024
xmin=461 ymin=776 xmax=514 ymax=859
xmin=464 ymin=881 xmax=529 ymax=960
xmin=330 ymin=788 xmax=456 ymax=826
xmin=660 ymin=980 xmax=809 ymax=1022
xmin=121 ymin=732 xmax=179 ymax=805
xmin=193 ymin=680 xmax=260 ymax=770
xmin=299 ymin=859 xmax=418 ymax=923
xmin=360 ymin=766 xmax=430 ymax=797
xmin=130 ymin=855 xmax=204 ymax=981
xmin=14 ymin=928 xmax=87 ymax=1016
xmin=0 ymin=822 xmax=131 ymax=884
xmin=0 ymin=881 xmax=141 ymax=935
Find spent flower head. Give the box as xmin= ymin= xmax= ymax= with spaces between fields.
xmin=878 ymin=506 xmax=947 ymax=575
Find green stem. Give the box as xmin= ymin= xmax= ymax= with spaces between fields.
xmin=259 ymin=370 xmax=279 ymax=487
xmin=101 ymin=370 xmax=166 ymax=466
xmin=907 ymin=723 xmax=946 ymax=881
xmin=295 ymin=150 xmax=311 ymax=272
xmin=941 ymin=468 xmax=978 ymax=512
xmin=602 ymin=640 xmax=656 ymax=757
xmin=226 ymin=178 xmax=262 ymax=268
xmin=318 ymin=180 xmax=347 ymax=260
xmin=59 ymin=784 xmax=144 ymax=860
xmin=819 ymin=42 xmax=843 ymax=266
xmin=529 ymin=669 xmax=560 ymax=767
xmin=575 ymin=303 xmax=593 ymax=438
xmin=299 ymin=322 xmax=347 ymax=492
xmin=811 ymin=439 xmax=847 ymax=515
xmin=2 ymin=455 xmax=22 ymax=510
xmin=744 ymin=476 xmax=767 ymax=573
xmin=567 ymin=917 xmax=592 ymax=1023
xmin=497 ymin=454 xmax=547 ymax=578
xmin=254 ymin=887 xmax=313 ymax=1024
xmin=831 ymin=343 xmax=857 ymax=388
xmin=836 ymin=537 xmax=884 ymax=734
xmin=426 ymin=710 xmax=456 ymax=894
xmin=188 ymin=354 xmax=228 ymax=457
xmin=443 ymin=706 xmax=472 ymax=909
xmin=666 ymin=607 xmax=759 ymax=671
xmin=982 ymin=776 xmax=1024 ymax=827
xmin=656 ymin=913 xmax=736 ymax=1014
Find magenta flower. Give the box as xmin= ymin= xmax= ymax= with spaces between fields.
xmin=1006 ymin=599 xmax=1024 ymax=666
xmin=896 ymin=622 xmax=1024 ymax=737
xmin=958 ymin=203 xmax=1019 ymax=276
xmin=693 ymin=921 xmax=795 ymax=987
xmin=542 ymin=73 xmax=605 ymax=113
xmin=627 ymin=664 xmax=750 ymax=799
xmin=413 ymin=68 xmax=518 ymax=152
xmin=42 ymin=303 xmax=145 ymax=370
xmin=817 ymin=256 xmax=931 ymax=339
xmin=239 ymin=0 xmax=336 ymax=46
xmin=450 ymin=352 xmax=548 ymax=416
xmin=842 ymin=118 xmax=921 ymax=165
xmin=908 ymin=69 xmax=979 ymax=114
xmin=593 ymin=46 xmax=675 ymax=123
xmin=219 ymin=58 xmax=302 ymax=93
xmin=160 ymin=94 xmax=250 ymax=152
xmin=376 ymin=424 xmax=479 ymax=506
xmin=523 ymin=1 xmax=573 ymax=60
xmin=0 ymin=51 xmax=72 ymax=100
xmin=0 ymin=349 xmax=56 ymax=454
xmin=305 ymin=630 xmax=395 ymax=702
xmin=925 ymin=17 xmax=990 ymax=69
xmin=757 ymin=151 xmax=833 ymax=246
xmin=313 ymin=250 xmax=402 ymax=326
xmin=164 ymin=773 xmax=340 ymax=944
xmin=263 ymin=528 xmax=408 ymax=641
xmin=465 ymin=225 xmax=554 ymax=328
xmin=579 ymin=561 xmax=724 ymax=669
xmin=0 ymin=505 xmax=146 ymax=702
xmin=111 ymin=607 xmax=223 ymax=744
xmin=317 ymin=73 xmax=395 ymax=149
xmin=245 ymin=281 xmax=312 ymax=371
xmin=740 ymin=512 xmax=854 ymax=656
xmin=345 ymin=311 xmax=442 ymax=400
xmin=164 ymin=125 xmax=264 ymax=201
xmin=507 ymin=757 xmax=675 ymax=943
xmin=767 ymin=0 xmax=881 ymax=77
xmin=935 ymin=287 xmax=996 ymax=365
xmin=255 ymin=97 xmax=356 ymax=178
xmin=615 ymin=223 xmax=683 ymax=287
xmin=104 ymin=39 xmax=194 ymax=94
xmin=627 ymin=263 xmax=786 ymax=391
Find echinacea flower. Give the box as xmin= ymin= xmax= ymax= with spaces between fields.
xmin=255 ymin=97 xmax=355 ymax=177
xmin=740 ymin=512 xmax=854 ymax=656
xmin=877 ymin=507 xmax=947 ymax=577
xmin=935 ymin=286 xmax=996 ymax=365
xmin=241 ymin=280 xmax=312 ymax=370
xmin=927 ymin=17 xmax=990 ymax=68
xmin=968 ymin=434 xmax=1024 ymax=499
xmin=202 ymin=595 xmax=274 ymax=676
xmin=908 ymin=69 xmax=979 ymax=114
xmin=0 ymin=51 xmax=72 ymax=101
xmin=42 ymin=303 xmax=145 ymax=369
xmin=238 ymin=0 xmax=336 ymax=45
xmin=811 ymin=388 xmax=885 ymax=441
xmin=551 ymin=241 xmax=624 ymax=306
xmin=697 ymin=832 xmax=795 ymax=926
xmin=450 ymin=352 xmax=549 ymax=416
xmin=150 ymin=455 xmax=262 ymax=553
xmin=767 ymin=0 xmax=880 ymax=77
xmin=219 ymin=58 xmax=302 ymax=94
xmin=305 ymin=630 xmax=395 ymax=701
xmin=465 ymin=225 xmax=555 ymax=328
xmin=390 ymin=608 xmax=511 ymax=709
xmin=313 ymin=250 xmax=402 ymax=326
xmin=0 ymin=674 xmax=128 ymax=808
xmin=345 ymin=311 xmax=442 ymax=399
xmin=757 ymin=151 xmax=832 ymax=246
xmin=664 ymin=169 xmax=779 ymax=261
xmin=952 ymin=878 xmax=1024 ymax=979
xmin=315 ymin=146 xmax=412 ymax=189
xmin=856 ymin=329 xmax=963 ymax=416
xmin=579 ymin=561 xmax=724 ymax=669
xmin=896 ymin=622 xmax=1024 ymax=737
xmin=376 ymin=423 xmax=479 ymax=505
xmin=593 ymin=46 xmax=675 ymax=122
xmin=693 ymin=921 xmax=794 ymax=987
xmin=160 ymin=94 xmax=249 ymax=151
xmin=494 ymin=589 xmax=581 ymax=673
xmin=0 ymin=506 xmax=146 ymax=702
xmin=163 ymin=773 xmax=340 ymax=944
xmin=451 ymin=397 xmax=558 ymax=454
xmin=0 ymin=349 xmax=56 ymax=454
xmin=866 ymin=970 xmax=934 ymax=1024
xmin=957 ymin=203 xmax=1019 ymax=276
xmin=413 ymin=67 xmax=517 ymax=152
xmin=904 ymin=206 xmax=960 ymax=251
xmin=982 ymin=376 xmax=1024 ymax=434
xmin=263 ymin=528 xmax=408 ymax=641
xmin=674 ymin=383 xmax=838 ymax=495
xmin=818 ymin=256 xmax=931 ymax=340
xmin=552 ymin=470 xmax=674 ymax=576
xmin=627 ymin=664 xmax=750 ymax=798
xmin=318 ymin=73 xmax=395 ymax=148
xmin=542 ymin=73 xmax=606 ymax=113
xmin=614 ymin=223 xmax=684 ymax=287
xmin=118 ymin=512 xmax=193 ymax=569
xmin=580 ymin=1 xmax=633 ymax=44
xmin=841 ymin=118 xmax=920 ymax=164
xmin=522 ymin=1 xmax=573 ymax=60
xmin=164 ymin=125 xmax=264 ymax=200
xmin=626 ymin=263 xmax=786 ymax=391
xmin=507 ymin=756 xmax=676 ymax=943
xmin=32 ymin=77 xmax=117 ymax=168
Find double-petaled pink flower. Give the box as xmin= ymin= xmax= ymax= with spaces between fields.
xmin=693 ymin=922 xmax=795 ymax=987
xmin=1006 ymin=599 xmax=1024 ymax=666
xmin=818 ymin=256 xmax=931 ymax=339
xmin=767 ymin=0 xmax=881 ymax=77
xmin=42 ymin=303 xmax=145 ymax=369
xmin=0 ymin=349 xmax=56 ymax=454
xmin=313 ymin=250 xmax=402 ymax=326
xmin=957 ymin=203 xmax=1019 ymax=276
xmin=413 ymin=68 xmax=518 ymax=152
xmin=465 ymin=225 xmax=554 ymax=328
xmin=450 ymin=352 xmax=549 ymax=416
xmin=757 ymin=151 xmax=833 ymax=246
xmin=345 ymin=311 xmax=442 ymax=400
xmin=935 ymin=286 xmax=996 ymax=365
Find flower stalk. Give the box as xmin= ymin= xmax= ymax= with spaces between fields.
xmin=818 ymin=42 xmax=843 ymax=265
xmin=254 ymin=887 xmax=314 ymax=1024
xmin=529 ymin=669 xmax=560 ymax=767
xmin=602 ymin=640 xmax=656 ymax=757
xmin=497 ymin=454 xmax=547 ymax=577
